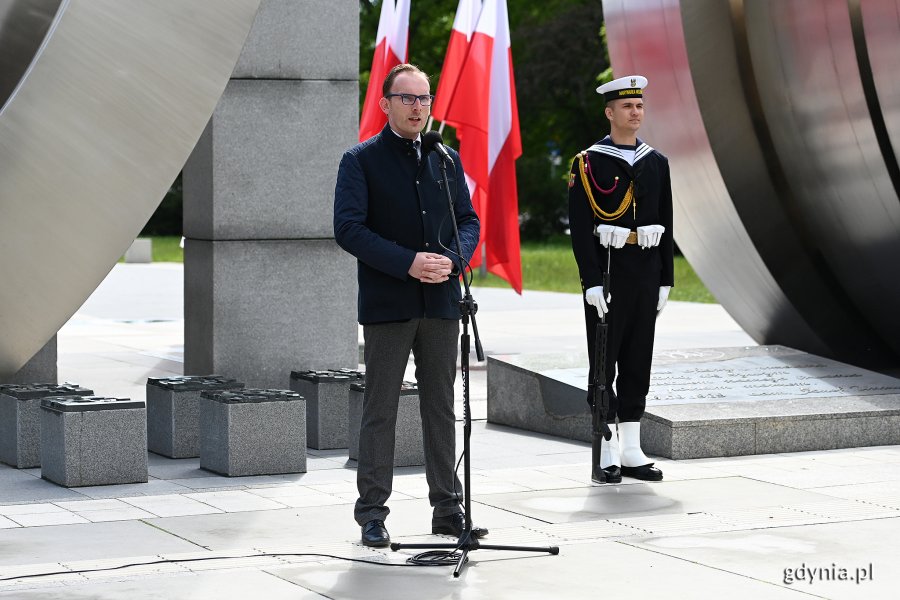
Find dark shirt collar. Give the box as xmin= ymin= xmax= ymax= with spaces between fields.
xmin=383 ymin=124 xmax=421 ymax=159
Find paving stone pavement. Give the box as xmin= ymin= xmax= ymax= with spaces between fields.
xmin=1 ymin=264 xmax=896 ymax=599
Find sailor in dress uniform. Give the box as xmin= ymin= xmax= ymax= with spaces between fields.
xmin=568 ymin=75 xmax=674 ymax=483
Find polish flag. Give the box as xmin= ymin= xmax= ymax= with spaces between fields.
xmin=442 ymin=0 xmax=522 ymax=293
xmin=359 ymin=0 xmax=410 ymax=142
xmin=431 ymin=0 xmax=482 ymax=125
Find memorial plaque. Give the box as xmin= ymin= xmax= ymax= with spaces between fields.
xmin=487 ymin=346 xmax=900 ymax=459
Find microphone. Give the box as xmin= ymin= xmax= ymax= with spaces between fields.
xmin=421 ymin=130 xmax=453 ymax=164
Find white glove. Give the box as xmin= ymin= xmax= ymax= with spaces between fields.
xmin=657 ymin=286 xmax=671 ymax=312
xmin=594 ymin=225 xmax=614 ymax=248
xmin=637 ymin=224 xmax=665 ymax=249
xmin=595 ymin=224 xmax=630 ymax=248
xmin=585 ymin=286 xmax=610 ymax=316
xmin=610 ymin=226 xmax=630 ymax=248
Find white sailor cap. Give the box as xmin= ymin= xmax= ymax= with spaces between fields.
xmin=596 ymin=75 xmax=648 ymax=102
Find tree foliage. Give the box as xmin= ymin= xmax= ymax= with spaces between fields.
xmin=359 ymin=0 xmax=609 ymax=240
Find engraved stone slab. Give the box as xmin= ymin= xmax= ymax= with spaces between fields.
xmin=487 ymin=346 xmax=900 ymax=459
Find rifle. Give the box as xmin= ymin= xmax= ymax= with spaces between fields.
xmin=591 ymin=251 xmax=613 ymax=484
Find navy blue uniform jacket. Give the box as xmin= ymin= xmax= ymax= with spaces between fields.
xmin=568 ymin=136 xmax=674 ymax=290
xmin=334 ymin=125 xmax=480 ymax=325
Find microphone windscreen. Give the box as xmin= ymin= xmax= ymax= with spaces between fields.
xmin=421 ymin=130 xmax=444 ymax=157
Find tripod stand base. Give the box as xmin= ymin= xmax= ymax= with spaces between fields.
xmin=391 ymin=532 xmax=559 ymax=578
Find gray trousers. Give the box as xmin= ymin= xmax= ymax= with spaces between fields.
xmin=354 ymin=318 xmax=462 ymax=525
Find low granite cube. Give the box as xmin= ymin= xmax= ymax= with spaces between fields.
xmin=335 ymin=368 xmax=365 ymax=380
xmin=40 ymin=396 xmax=148 ymax=487
xmin=0 ymin=383 xmax=93 ymax=468
xmin=348 ymin=381 xmax=424 ymax=467
xmin=290 ymin=370 xmax=356 ymax=450
xmin=200 ymin=389 xmax=306 ymax=476
xmin=146 ymin=375 xmax=244 ymax=458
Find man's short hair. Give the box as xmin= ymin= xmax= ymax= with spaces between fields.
xmin=382 ymin=63 xmax=430 ymax=97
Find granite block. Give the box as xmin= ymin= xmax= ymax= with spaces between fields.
xmin=40 ymin=396 xmax=148 ymax=487
xmin=0 ymin=383 xmax=92 ymax=468
xmin=182 ymin=79 xmax=357 ymax=240
xmin=232 ymin=0 xmax=358 ymax=80
xmin=184 ymin=239 xmax=357 ymax=389
xmin=348 ymin=382 xmax=424 ymax=467
xmin=289 ymin=370 xmax=354 ymax=450
xmin=146 ymin=375 xmax=244 ymax=458
xmin=199 ymin=389 xmax=306 ymax=476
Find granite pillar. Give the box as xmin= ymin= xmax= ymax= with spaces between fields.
xmin=183 ymin=0 xmax=359 ymax=389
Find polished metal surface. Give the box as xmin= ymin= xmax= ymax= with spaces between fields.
xmin=0 ymin=0 xmax=261 ymax=377
xmin=603 ymin=0 xmax=900 ymax=369
xmin=860 ymin=0 xmax=900 ymax=164
xmin=0 ymin=0 xmax=61 ymax=110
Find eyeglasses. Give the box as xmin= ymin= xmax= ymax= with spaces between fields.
xmin=385 ymin=93 xmax=434 ymax=106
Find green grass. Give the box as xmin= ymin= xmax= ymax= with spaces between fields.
xmin=468 ymin=239 xmax=716 ymax=303
xmin=149 ymin=236 xmax=184 ymax=262
xmin=119 ymin=236 xmax=183 ymax=263
xmin=136 ymin=236 xmax=715 ymax=303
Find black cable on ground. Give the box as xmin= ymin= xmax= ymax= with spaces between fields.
xmin=0 ymin=550 xmax=463 ymax=583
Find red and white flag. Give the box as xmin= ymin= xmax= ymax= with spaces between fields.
xmin=359 ymin=0 xmax=410 ymax=142
xmin=389 ymin=0 xmax=411 ymax=64
xmin=442 ymin=0 xmax=522 ymax=293
xmin=431 ymin=0 xmax=482 ymax=125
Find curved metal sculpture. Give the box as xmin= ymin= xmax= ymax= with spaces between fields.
xmin=603 ymin=0 xmax=900 ymax=370
xmin=0 ymin=0 xmax=260 ymax=377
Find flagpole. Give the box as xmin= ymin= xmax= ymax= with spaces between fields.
xmin=479 ymin=243 xmax=486 ymax=277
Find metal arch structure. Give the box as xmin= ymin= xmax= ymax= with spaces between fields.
xmin=0 ymin=0 xmax=261 ymax=377
xmin=603 ymin=0 xmax=900 ymax=371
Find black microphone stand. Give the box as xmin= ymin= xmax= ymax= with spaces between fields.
xmin=390 ymin=150 xmax=559 ymax=577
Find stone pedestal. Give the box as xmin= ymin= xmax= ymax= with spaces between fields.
xmin=348 ymin=381 xmax=424 ymax=467
xmin=0 ymin=383 xmax=92 ymax=468
xmin=290 ymin=370 xmax=354 ymax=450
xmin=200 ymin=389 xmax=306 ymax=476
xmin=40 ymin=396 xmax=148 ymax=487
xmin=146 ymin=375 xmax=244 ymax=458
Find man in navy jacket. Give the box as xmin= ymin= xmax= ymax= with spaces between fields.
xmin=334 ymin=64 xmax=483 ymax=547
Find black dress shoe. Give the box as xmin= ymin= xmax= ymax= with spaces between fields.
xmin=361 ymin=519 xmax=390 ymax=547
xmin=432 ymin=512 xmax=489 ymax=538
xmin=621 ymin=464 xmax=663 ymax=481
xmin=603 ymin=465 xmax=622 ymax=483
